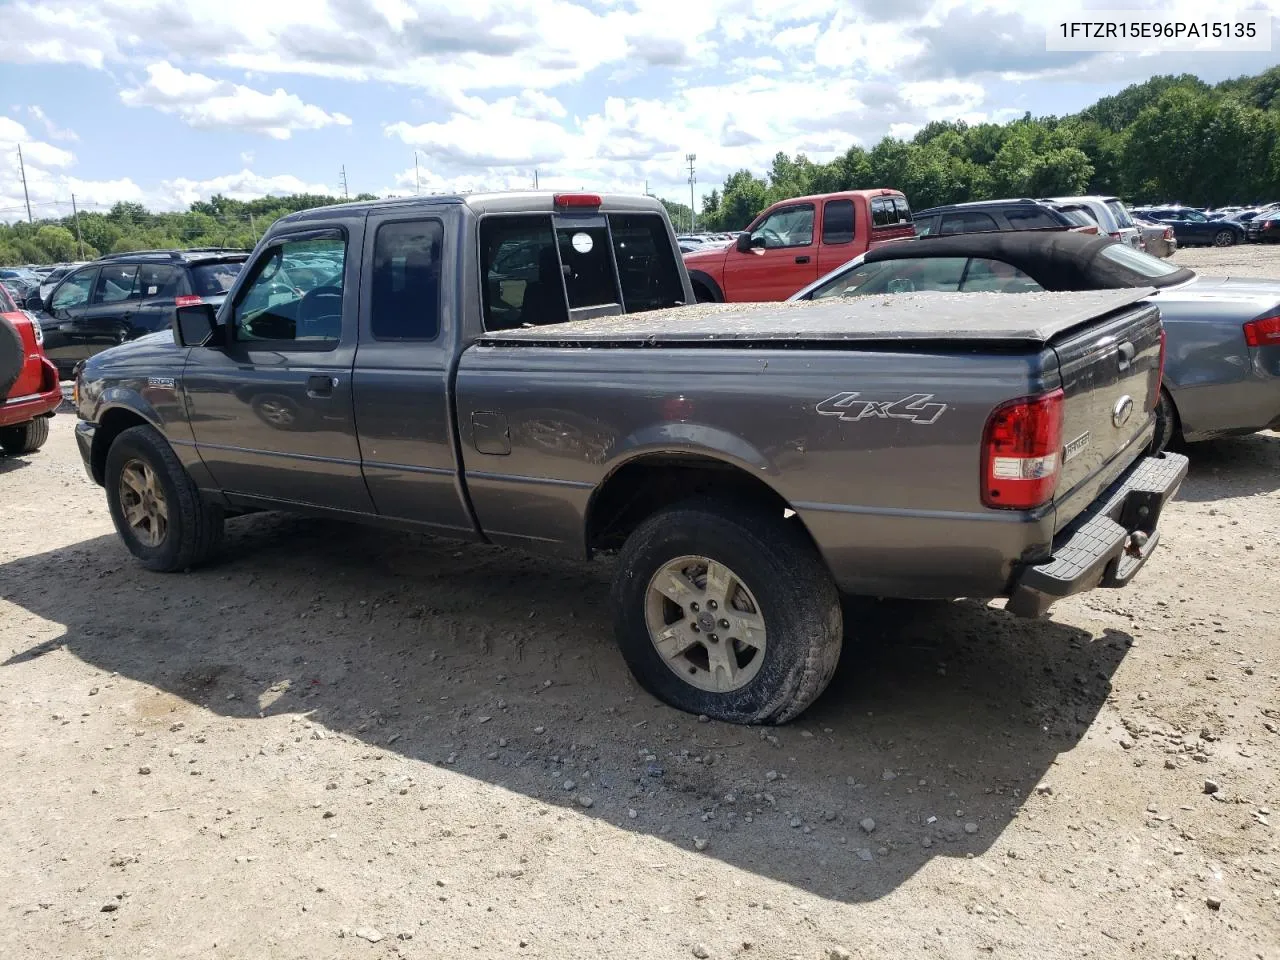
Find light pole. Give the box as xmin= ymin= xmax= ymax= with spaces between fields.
xmin=685 ymin=153 xmax=697 ymax=232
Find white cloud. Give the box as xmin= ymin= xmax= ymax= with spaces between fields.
xmin=120 ymin=62 xmax=352 ymax=139
xmin=155 ymin=169 xmax=338 ymax=208
xmin=26 ymin=106 xmax=77 ymax=142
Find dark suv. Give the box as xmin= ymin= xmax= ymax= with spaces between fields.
xmin=912 ymin=199 xmax=1081 ymax=238
xmin=25 ymin=249 xmax=249 ymax=378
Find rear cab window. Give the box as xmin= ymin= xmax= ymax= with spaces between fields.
xmin=870 ymin=196 xmax=911 ymax=228
xmin=480 ymin=212 xmax=683 ymax=332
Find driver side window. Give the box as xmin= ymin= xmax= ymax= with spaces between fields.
xmin=52 ymin=268 xmax=96 ymax=311
xmin=751 ymin=204 xmax=815 ymax=249
xmin=234 ymin=236 xmax=346 ymax=345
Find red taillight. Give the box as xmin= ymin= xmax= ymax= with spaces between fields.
xmin=1108 ymin=231 xmax=1121 ymax=240
xmin=1164 ymin=227 xmax=1174 ymax=240
xmin=1243 ymin=311 xmax=1280 ymax=347
xmin=981 ymin=389 xmax=1065 ymax=510
xmin=554 ymin=193 xmax=602 ymax=208
xmin=175 ymin=295 xmax=204 ymax=307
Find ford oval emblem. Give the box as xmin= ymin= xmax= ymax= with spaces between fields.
xmin=1112 ymin=395 xmax=1134 ymax=429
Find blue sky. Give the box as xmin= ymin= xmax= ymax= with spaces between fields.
xmin=1 ymin=0 xmax=1277 ymax=221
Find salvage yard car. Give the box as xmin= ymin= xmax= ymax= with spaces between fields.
xmin=0 ymin=282 xmax=61 ymax=455
xmin=73 ymin=192 xmax=1186 ymax=724
xmin=683 ymin=189 xmax=914 ymax=302
xmin=789 ymin=231 xmax=1280 ymax=453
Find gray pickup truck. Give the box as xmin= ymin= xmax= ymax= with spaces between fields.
xmin=73 ymin=192 xmax=1187 ymax=724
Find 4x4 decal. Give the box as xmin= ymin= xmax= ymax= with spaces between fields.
xmin=816 ymin=392 xmax=948 ymax=425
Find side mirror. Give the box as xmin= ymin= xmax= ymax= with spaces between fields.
xmin=735 ymin=233 xmax=752 ymax=253
xmin=24 ymin=294 xmax=46 ymax=312
xmin=173 ymin=303 xmax=217 ymax=347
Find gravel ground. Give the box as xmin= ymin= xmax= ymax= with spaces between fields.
xmin=1 ymin=244 xmax=1278 ymax=959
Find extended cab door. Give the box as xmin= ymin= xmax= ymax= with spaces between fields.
xmin=182 ymin=223 xmax=375 ymax=513
xmin=815 ymin=197 xmax=858 ymax=276
xmin=351 ymin=209 xmax=477 ymax=536
xmin=720 ymin=201 xmax=820 ymax=300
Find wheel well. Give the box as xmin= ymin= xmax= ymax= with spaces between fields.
xmin=91 ymin=407 xmax=150 ymax=485
xmin=687 ymin=271 xmax=723 ymax=303
xmin=585 ymin=454 xmax=813 ymax=554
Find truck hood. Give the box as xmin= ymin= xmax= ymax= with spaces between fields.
xmin=82 ymin=329 xmax=183 ymax=376
xmin=682 ymin=246 xmax=728 ymax=267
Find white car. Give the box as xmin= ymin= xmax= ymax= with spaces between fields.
xmin=1048 ymin=195 xmax=1142 ymax=249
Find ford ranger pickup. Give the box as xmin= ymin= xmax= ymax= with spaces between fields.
xmin=72 ymin=192 xmax=1187 ymax=724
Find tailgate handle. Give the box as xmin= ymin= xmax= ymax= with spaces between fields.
xmin=1117 ymin=342 xmax=1135 ymax=371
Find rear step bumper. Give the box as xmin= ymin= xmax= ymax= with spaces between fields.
xmin=1007 ymin=452 xmax=1189 ymax=618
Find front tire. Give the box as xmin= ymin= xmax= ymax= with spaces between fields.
xmin=105 ymin=424 xmax=224 ymax=572
xmin=1213 ymin=229 xmax=1236 ymax=248
xmin=611 ymin=498 xmax=843 ymax=724
xmin=0 ymin=416 xmax=50 ymax=454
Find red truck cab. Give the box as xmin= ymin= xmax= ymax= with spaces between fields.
xmin=683 ymin=190 xmax=915 ymax=302
xmin=0 ymin=284 xmax=61 ymax=455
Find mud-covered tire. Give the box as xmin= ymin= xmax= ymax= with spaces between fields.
xmin=0 ymin=416 xmax=50 ymax=454
xmin=611 ymin=498 xmax=843 ymax=724
xmin=104 ymin=424 xmax=224 ymax=572
xmin=1151 ymin=388 xmax=1180 ymax=455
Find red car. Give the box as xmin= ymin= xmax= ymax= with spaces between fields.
xmin=682 ymin=189 xmax=916 ymax=302
xmin=0 ymin=283 xmax=61 ymax=455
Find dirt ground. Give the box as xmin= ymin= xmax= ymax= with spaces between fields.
xmin=1 ymin=245 xmax=1278 ymax=960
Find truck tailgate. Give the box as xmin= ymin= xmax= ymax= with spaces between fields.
xmin=1051 ymin=301 xmax=1163 ymax=532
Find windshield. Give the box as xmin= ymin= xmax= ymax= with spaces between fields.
xmin=0 ymin=284 xmax=15 ymax=312
xmin=191 ymin=262 xmax=244 ymax=297
xmin=1098 ymin=242 xmax=1186 ymax=279
xmin=1057 ymin=208 xmax=1094 ymax=227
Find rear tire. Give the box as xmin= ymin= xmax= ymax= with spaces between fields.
xmin=692 ymin=283 xmax=716 ymax=304
xmin=611 ymin=498 xmax=843 ymax=724
xmin=105 ymin=424 xmax=224 ymax=572
xmin=1151 ymin=388 xmax=1180 ymax=455
xmin=1213 ymin=229 xmax=1236 ymax=248
xmin=0 ymin=417 xmax=50 ymax=454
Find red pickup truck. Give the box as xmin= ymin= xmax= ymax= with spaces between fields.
xmin=683 ymin=189 xmax=915 ymax=302
xmin=0 ymin=283 xmax=60 ymax=455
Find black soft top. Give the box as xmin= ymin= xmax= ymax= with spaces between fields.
xmin=865 ymin=231 xmax=1194 ymax=290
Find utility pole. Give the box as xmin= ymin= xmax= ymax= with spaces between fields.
xmin=249 ymin=212 xmax=258 ymax=243
xmin=17 ymin=145 xmax=33 ymax=223
xmin=339 ymin=165 xmax=349 ymax=200
xmin=644 ymin=179 xmax=650 ymax=196
xmin=685 ymin=153 xmax=697 ymax=233
xmin=533 ymin=169 xmax=539 ymax=190
xmin=415 ymin=152 xmax=420 ymax=195
xmin=71 ymin=193 xmax=85 ymax=258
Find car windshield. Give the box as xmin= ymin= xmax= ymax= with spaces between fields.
xmin=191 ymin=262 xmax=244 ymax=296
xmin=1098 ymin=243 xmax=1187 ymax=279
xmin=1105 ymin=200 xmax=1135 ymax=228
xmin=0 ymin=284 xmax=15 ymax=312
xmin=1057 ymin=208 xmax=1094 ymax=227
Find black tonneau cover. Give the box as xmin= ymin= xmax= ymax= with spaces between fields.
xmin=479 ymin=288 xmax=1156 ymax=347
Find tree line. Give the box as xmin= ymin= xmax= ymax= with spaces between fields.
xmin=698 ymin=68 xmax=1280 ymax=231
xmin=3 ymin=68 xmax=1278 ymax=265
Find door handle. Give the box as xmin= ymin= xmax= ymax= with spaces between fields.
xmin=795 ymin=255 xmax=811 ymax=264
xmin=306 ymin=375 xmax=336 ymax=398
xmin=1117 ymin=342 xmax=1135 ymax=371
